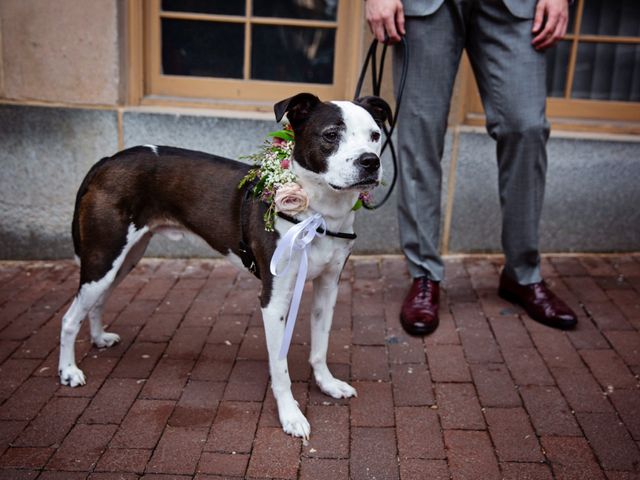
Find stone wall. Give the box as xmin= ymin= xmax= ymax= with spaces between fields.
xmin=0 ymin=2 xmax=638 ymax=260
xmin=1 ymin=103 xmax=639 ymax=260
xmin=0 ymin=0 xmax=121 ymax=105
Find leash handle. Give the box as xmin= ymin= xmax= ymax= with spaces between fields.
xmin=353 ymin=37 xmax=409 ymax=210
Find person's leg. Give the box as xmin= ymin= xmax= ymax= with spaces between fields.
xmin=465 ymin=0 xmax=548 ymax=285
xmin=465 ymin=1 xmax=577 ymax=329
xmin=392 ymin=0 xmax=468 ymax=335
xmin=393 ymin=1 xmax=466 ymax=283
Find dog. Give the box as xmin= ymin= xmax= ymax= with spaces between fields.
xmin=58 ymin=92 xmax=391 ymax=438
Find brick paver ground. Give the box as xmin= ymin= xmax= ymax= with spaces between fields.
xmin=0 ymin=254 xmax=639 ymax=479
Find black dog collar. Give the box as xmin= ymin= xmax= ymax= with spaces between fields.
xmin=277 ymin=212 xmax=357 ymax=240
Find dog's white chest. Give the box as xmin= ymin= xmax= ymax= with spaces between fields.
xmin=305 ymin=237 xmax=352 ymax=279
xmin=273 ymin=216 xmax=353 ymax=281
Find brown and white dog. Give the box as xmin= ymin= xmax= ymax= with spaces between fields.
xmin=58 ymin=93 xmax=391 ymax=438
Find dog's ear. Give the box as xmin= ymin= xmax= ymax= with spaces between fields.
xmin=355 ymin=96 xmax=392 ymax=127
xmin=274 ymin=93 xmax=321 ymax=127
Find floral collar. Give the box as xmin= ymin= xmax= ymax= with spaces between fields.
xmin=239 ymin=124 xmax=370 ymax=232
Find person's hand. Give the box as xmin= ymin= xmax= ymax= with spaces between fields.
xmin=365 ymin=0 xmax=405 ymax=43
xmin=532 ymin=0 xmax=569 ymax=50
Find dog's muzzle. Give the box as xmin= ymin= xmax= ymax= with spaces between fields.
xmin=355 ymin=152 xmax=382 ymax=188
xmin=329 ymin=152 xmax=382 ymax=191
xmin=356 ymin=153 xmax=380 ymax=174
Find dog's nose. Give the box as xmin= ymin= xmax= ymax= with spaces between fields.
xmin=356 ymin=153 xmax=380 ymax=173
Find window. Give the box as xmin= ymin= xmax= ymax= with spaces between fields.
xmin=464 ymin=0 xmax=640 ymax=130
xmin=141 ymin=0 xmax=363 ymax=106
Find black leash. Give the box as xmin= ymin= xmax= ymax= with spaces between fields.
xmin=353 ymin=36 xmax=409 ymax=210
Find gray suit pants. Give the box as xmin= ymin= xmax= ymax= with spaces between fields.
xmin=394 ymin=0 xmax=549 ymax=284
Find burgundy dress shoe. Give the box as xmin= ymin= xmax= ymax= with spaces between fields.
xmin=400 ymin=277 xmax=440 ymax=336
xmin=498 ymin=271 xmax=577 ymax=330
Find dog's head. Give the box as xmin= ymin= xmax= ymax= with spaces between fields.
xmin=274 ymin=93 xmax=391 ymax=191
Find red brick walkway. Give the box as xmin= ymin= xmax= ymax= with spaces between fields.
xmin=0 ymin=255 xmax=638 ymax=480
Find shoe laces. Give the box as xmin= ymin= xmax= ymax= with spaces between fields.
xmin=532 ymin=280 xmax=553 ymax=300
xmin=418 ymin=277 xmax=433 ymax=299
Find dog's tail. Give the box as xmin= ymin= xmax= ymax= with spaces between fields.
xmin=71 ymin=156 xmax=112 ymax=262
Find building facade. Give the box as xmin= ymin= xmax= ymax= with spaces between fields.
xmin=1 ymin=0 xmax=639 ymax=259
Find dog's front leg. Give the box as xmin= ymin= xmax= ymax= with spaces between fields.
xmin=262 ymin=293 xmax=310 ymax=439
xmin=309 ymin=270 xmax=357 ymax=399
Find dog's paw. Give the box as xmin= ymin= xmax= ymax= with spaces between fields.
xmin=59 ymin=365 xmax=86 ymax=387
xmin=279 ymin=403 xmax=311 ymax=439
xmin=318 ymin=377 xmax=357 ymax=399
xmin=93 ymin=331 xmax=121 ymax=348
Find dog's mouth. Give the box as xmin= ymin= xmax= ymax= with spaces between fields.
xmin=329 ymin=178 xmax=380 ymax=191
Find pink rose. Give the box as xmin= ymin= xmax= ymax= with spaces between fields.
xmin=280 ymin=159 xmax=290 ymax=169
xmin=274 ymin=182 xmax=309 ymax=216
xmin=272 ymin=137 xmax=286 ymax=147
xmin=358 ymin=191 xmax=372 ymax=203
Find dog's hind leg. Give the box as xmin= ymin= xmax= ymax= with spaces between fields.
xmin=59 ymin=224 xmax=150 ymax=387
xmin=262 ymin=281 xmax=311 ymax=439
xmin=309 ymin=270 xmax=357 ymax=399
xmin=58 ymin=289 xmax=95 ymax=386
xmin=88 ymin=298 xmax=118 ymax=348
xmin=59 ymin=269 xmax=120 ymax=386
xmin=89 ymin=230 xmax=151 ymax=348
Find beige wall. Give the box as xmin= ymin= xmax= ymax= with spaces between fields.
xmin=0 ymin=3 xmax=466 ymax=115
xmin=0 ymin=0 xmax=121 ymax=105
xmin=0 ymin=15 xmax=4 ymax=98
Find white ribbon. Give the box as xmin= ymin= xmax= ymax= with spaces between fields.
xmin=270 ymin=213 xmax=326 ymax=360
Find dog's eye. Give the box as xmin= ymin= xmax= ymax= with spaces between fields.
xmin=371 ymin=131 xmax=381 ymax=143
xmin=323 ymin=131 xmax=338 ymax=142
